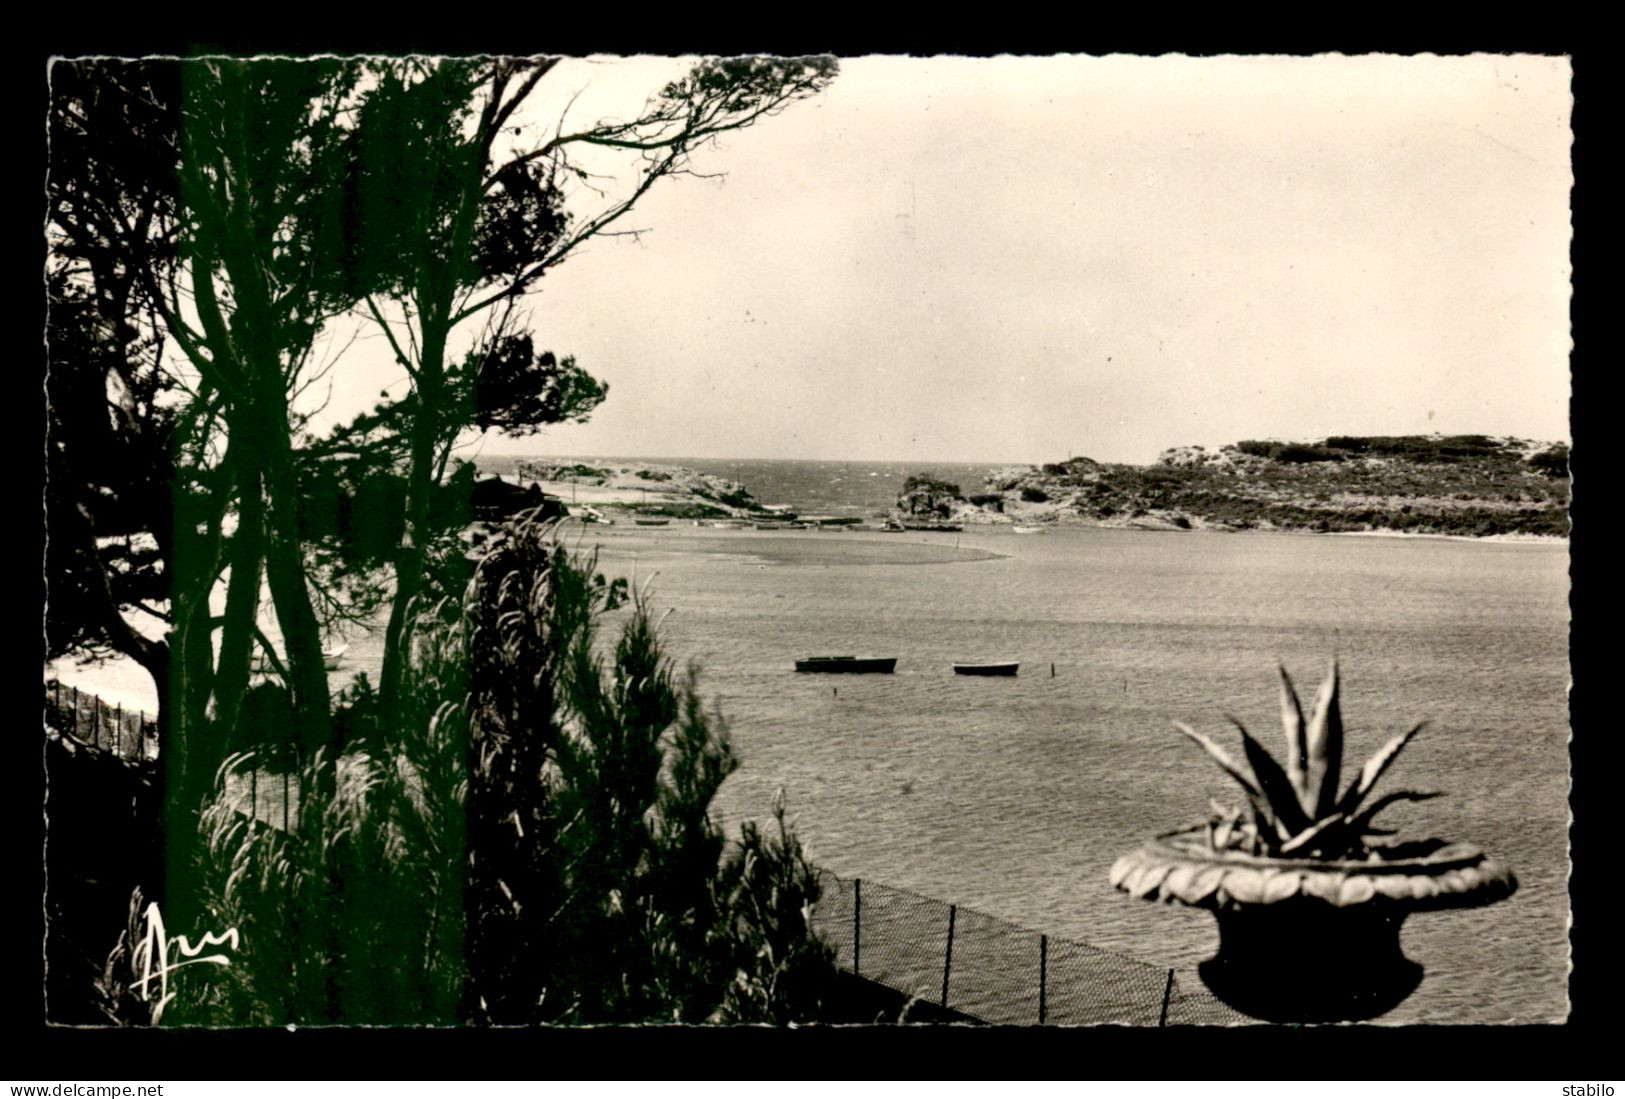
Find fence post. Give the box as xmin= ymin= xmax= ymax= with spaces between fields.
xmin=91 ymin=696 xmax=100 ymax=749
xmin=942 ymin=904 xmax=956 ymax=1008
xmin=251 ymin=765 xmax=259 ymax=823
xmin=852 ymin=878 xmax=862 ymax=978
xmin=71 ymin=686 xmax=78 ymax=738
xmin=283 ymin=770 xmax=291 ymax=833
xmin=1039 ymin=934 xmax=1048 ymax=1024
xmin=1159 ymin=968 xmax=1174 ymax=1027
xmin=115 ymin=702 xmax=123 ymax=757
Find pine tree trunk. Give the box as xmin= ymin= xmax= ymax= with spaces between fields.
xmin=379 ymin=326 xmax=448 ymax=725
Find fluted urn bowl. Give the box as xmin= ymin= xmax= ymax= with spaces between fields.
xmin=1111 ymin=826 xmax=1517 ymax=1023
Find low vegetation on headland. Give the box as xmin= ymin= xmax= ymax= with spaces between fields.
xmin=509 ymin=460 xmax=772 ymax=522
xmin=897 ymin=435 xmax=1570 ymax=539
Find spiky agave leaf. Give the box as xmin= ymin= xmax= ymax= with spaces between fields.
xmin=1230 ymin=715 xmax=1311 ymax=842
xmin=1302 ymin=659 xmax=1343 ymax=818
xmin=1278 ymin=812 xmax=1348 ymax=857
xmin=1335 ymin=721 xmax=1428 ymax=819
xmin=1172 ymin=721 xmax=1278 ymax=840
xmin=1277 ymin=664 xmax=1315 ymax=819
xmin=1346 ymin=789 xmax=1441 ymax=837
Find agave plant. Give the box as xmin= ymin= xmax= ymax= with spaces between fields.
xmin=1175 ymin=659 xmax=1437 ymax=860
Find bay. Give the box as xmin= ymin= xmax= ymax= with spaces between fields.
xmin=52 ymin=455 xmax=1571 ymax=1023
xmin=560 ymin=520 xmax=1570 ymax=1024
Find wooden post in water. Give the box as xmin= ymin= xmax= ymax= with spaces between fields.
xmin=1050 ymin=663 xmax=1055 ymax=678
xmin=942 ymin=904 xmax=956 ymax=1008
xmin=1159 ymin=968 xmax=1174 ymax=1027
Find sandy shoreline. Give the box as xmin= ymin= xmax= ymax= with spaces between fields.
xmin=576 ymin=526 xmax=1004 ymax=566
xmin=1325 ymin=528 xmax=1569 ymax=546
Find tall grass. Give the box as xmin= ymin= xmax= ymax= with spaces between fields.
xmin=173 ymin=597 xmax=468 ymax=1025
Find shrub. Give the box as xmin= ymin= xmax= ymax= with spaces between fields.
xmin=169 ymin=517 xmax=835 ymax=1027
xmin=1274 ymin=444 xmax=1344 ymax=464
xmin=1019 ymin=486 xmax=1049 ymax=503
xmin=1527 ymin=444 xmax=1569 ymax=476
xmin=901 ymin=474 xmax=962 ymax=498
xmin=463 ymin=519 xmax=835 ymax=1024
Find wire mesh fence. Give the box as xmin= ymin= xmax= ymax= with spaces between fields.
xmin=43 ymin=680 xmax=159 ymax=764
xmin=809 ymin=869 xmax=1252 ymax=1026
xmin=40 ymin=681 xmax=1252 ymax=1024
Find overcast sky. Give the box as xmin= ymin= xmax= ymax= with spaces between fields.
xmin=315 ymin=53 xmax=1573 ymax=466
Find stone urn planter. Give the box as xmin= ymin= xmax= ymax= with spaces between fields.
xmin=1111 ymin=660 xmax=1517 ymax=1023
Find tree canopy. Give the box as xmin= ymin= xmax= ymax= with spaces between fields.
xmin=46 ymin=52 xmax=840 ymax=1025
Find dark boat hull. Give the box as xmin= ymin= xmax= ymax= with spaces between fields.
xmin=953 ymin=663 xmax=1019 ymax=677
xmin=795 ymin=657 xmax=898 ymax=674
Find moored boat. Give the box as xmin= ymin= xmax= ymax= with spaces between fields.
xmin=794 ymin=656 xmax=898 ymax=674
xmin=953 ymin=661 xmax=1019 ymax=676
xmin=635 ymin=518 xmax=671 ymax=526
xmin=1012 ymin=525 xmax=1045 ymax=534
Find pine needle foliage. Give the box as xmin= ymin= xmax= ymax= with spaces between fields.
xmin=167 ymin=513 xmax=833 ymax=1025
xmin=463 ymin=515 xmax=835 ymax=1024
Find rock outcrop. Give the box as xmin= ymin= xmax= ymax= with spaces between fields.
xmin=895 ymin=474 xmax=965 ymax=519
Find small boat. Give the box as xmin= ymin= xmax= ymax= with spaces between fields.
xmin=635 ymin=518 xmax=671 ymax=526
xmin=902 ymin=521 xmax=963 ymax=532
xmin=1012 ymin=525 xmax=1045 ymax=534
xmin=953 ymin=661 xmax=1019 ymax=677
xmin=794 ymin=656 xmax=898 ymax=674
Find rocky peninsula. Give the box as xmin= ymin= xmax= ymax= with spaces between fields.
xmin=506 ymin=460 xmax=769 ymax=523
xmin=896 ymin=435 xmax=1569 ymax=539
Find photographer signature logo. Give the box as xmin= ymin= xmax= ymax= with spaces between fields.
xmin=130 ymin=902 xmax=239 ymax=1023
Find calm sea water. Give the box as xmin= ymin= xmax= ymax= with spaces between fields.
xmin=556 ymin=522 xmax=1569 ymax=1025
xmin=479 ymin=453 xmax=1015 ymax=518
xmin=54 ymin=456 xmax=1572 ymax=1023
